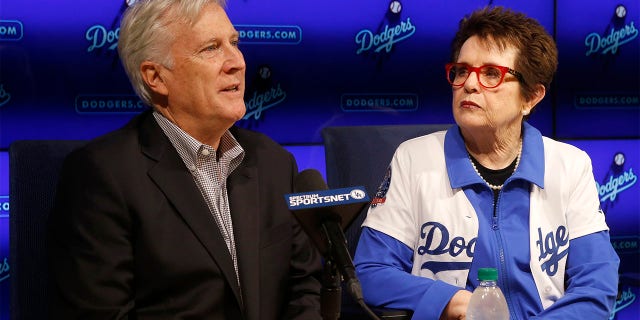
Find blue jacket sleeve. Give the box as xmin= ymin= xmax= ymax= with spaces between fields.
xmin=532 ymin=231 xmax=620 ymax=319
xmin=354 ymin=227 xmax=463 ymax=319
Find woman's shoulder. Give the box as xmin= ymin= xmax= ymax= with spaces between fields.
xmin=541 ymin=136 xmax=589 ymax=159
xmin=398 ymin=130 xmax=447 ymax=151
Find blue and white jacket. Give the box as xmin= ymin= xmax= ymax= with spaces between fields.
xmin=355 ymin=123 xmax=620 ymax=319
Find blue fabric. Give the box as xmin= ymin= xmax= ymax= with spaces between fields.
xmin=357 ymin=228 xmax=618 ymax=319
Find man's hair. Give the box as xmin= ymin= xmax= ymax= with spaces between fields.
xmin=117 ymin=0 xmax=226 ymax=106
xmin=450 ymin=6 xmax=558 ymax=101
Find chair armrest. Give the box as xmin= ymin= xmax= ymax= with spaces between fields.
xmin=372 ymin=307 xmax=413 ymax=319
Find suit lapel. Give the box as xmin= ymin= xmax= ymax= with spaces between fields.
xmin=228 ymin=162 xmax=260 ymax=317
xmin=138 ymin=112 xmax=244 ymax=307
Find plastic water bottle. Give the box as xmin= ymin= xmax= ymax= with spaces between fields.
xmin=466 ymin=268 xmax=510 ymax=320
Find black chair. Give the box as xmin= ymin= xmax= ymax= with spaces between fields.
xmin=321 ymin=124 xmax=452 ymax=319
xmin=9 ymin=140 xmax=87 ymax=320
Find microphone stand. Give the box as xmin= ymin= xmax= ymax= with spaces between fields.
xmin=320 ymin=222 xmax=381 ymax=320
xmin=321 ymin=259 xmax=341 ymax=320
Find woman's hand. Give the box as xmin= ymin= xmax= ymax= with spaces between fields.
xmin=440 ymin=289 xmax=473 ymax=320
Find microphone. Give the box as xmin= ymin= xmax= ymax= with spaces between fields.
xmin=285 ymin=169 xmax=370 ymax=308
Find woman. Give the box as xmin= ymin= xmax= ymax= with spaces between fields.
xmin=354 ymin=6 xmax=619 ymax=320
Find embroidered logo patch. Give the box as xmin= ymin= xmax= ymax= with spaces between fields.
xmin=371 ymin=166 xmax=391 ymax=208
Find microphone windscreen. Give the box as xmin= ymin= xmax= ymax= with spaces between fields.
xmin=294 ymin=169 xmax=328 ymax=193
xmin=292 ymin=168 xmax=369 ymax=231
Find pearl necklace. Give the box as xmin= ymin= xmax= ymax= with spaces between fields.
xmin=468 ymin=140 xmax=522 ymax=191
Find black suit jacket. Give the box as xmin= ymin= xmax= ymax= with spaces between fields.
xmin=48 ymin=110 xmax=322 ymax=319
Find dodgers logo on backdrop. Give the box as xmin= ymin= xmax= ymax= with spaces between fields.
xmin=584 ymin=4 xmax=638 ymax=56
xmin=235 ymin=25 xmax=302 ymax=45
xmin=597 ymin=152 xmax=637 ymax=204
xmin=243 ymin=83 xmax=287 ymax=120
xmin=0 ymin=257 xmax=9 ymax=283
xmin=417 ymin=221 xmax=475 ymax=274
xmin=611 ymin=236 xmax=639 ymax=255
xmin=0 ymin=84 xmax=11 ymax=107
xmin=86 ymin=25 xmax=120 ymax=52
xmin=241 ymin=65 xmax=288 ymax=121
xmin=0 ymin=195 xmax=8 ymax=218
xmin=340 ymin=93 xmax=418 ymax=112
xmin=355 ymin=17 xmax=416 ymax=55
xmin=75 ymin=95 xmax=146 ymax=114
xmin=0 ymin=20 xmax=24 ymax=41
xmin=574 ymin=93 xmax=640 ymax=108
xmin=598 ymin=167 xmax=637 ymax=202
xmin=609 ymin=287 xmax=636 ymax=320
xmin=535 ymin=226 xmax=569 ymax=276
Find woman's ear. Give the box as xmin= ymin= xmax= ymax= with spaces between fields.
xmin=140 ymin=61 xmax=169 ymax=96
xmin=524 ymin=83 xmax=546 ymax=115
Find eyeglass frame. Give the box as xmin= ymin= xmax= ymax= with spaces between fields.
xmin=445 ymin=63 xmax=524 ymax=89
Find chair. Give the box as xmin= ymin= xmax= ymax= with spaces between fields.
xmin=321 ymin=124 xmax=452 ymax=319
xmin=9 ymin=140 xmax=87 ymax=320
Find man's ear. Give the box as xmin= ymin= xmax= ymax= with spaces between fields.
xmin=140 ymin=61 xmax=169 ymax=96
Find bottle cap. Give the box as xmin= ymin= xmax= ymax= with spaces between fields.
xmin=477 ymin=268 xmax=498 ymax=281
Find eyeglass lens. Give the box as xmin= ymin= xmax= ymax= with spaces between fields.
xmin=448 ymin=64 xmax=506 ymax=88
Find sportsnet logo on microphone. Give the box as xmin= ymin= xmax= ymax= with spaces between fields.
xmin=285 ymin=187 xmax=369 ymax=210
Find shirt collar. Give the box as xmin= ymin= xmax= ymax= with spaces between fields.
xmin=445 ymin=122 xmax=545 ymax=189
xmin=152 ymin=111 xmax=244 ymax=171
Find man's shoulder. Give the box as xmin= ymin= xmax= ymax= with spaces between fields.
xmin=73 ymin=111 xmax=149 ymax=159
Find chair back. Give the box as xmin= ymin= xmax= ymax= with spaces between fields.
xmin=321 ymin=124 xmax=452 ymax=255
xmin=9 ymin=140 xmax=87 ymax=320
xmin=321 ymin=124 xmax=451 ymax=319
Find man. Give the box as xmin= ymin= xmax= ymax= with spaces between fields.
xmin=47 ymin=0 xmax=323 ymax=319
